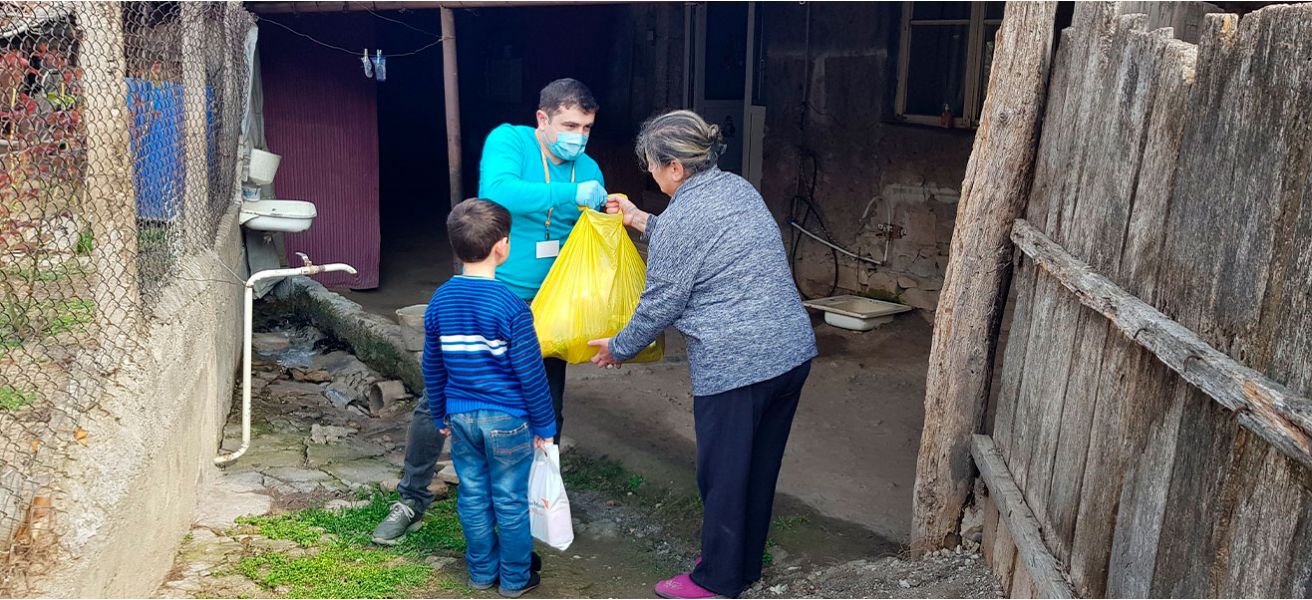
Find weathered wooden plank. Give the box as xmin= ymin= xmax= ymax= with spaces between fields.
xmin=1286 ymin=500 xmax=1312 ymax=598
xmin=1073 ymin=34 xmax=1199 ymax=598
xmin=1045 ymin=16 xmax=1167 ymax=565
xmin=972 ymin=435 xmax=1075 ymax=600
xmin=1103 ymin=361 xmax=1184 ymax=597
xmin=993 ymin=503 xmax=1020 ymax=596
xmin=1009 ymin=565 xmax=1036 ymax=600
xmin=1211 ymin=6 xmax=1312 ymax=594
xmin=990 ymin=255 xmax=1033 ymax=463
xmin=1009 ymin=3 xmax=1120 ymax=541
xmin=1010 ymin=219 xmax=1312 ymax=468
xmin=911 ymin=1 xmax=1059 ymax=556
xmin=1138 ymin=11 xmax=1245 ymax=597
xmin=982 ymin=493 xmax=1001 ymax=567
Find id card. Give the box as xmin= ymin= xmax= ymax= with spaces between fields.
xmin=536 ymin=239 xmax=561 ymax=259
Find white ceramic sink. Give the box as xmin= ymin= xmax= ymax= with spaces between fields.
xmin=239 ymin=200 xmax=317 ymax=233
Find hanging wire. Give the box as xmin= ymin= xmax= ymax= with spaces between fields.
xmin=255 ymin=15 xmax=447 ymax=58
xmin=366 ymin=8 xmax=443 ymax=39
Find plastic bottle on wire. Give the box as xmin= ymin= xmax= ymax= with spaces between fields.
xmin=372 ymin=50 xmax=386 ymax=82
xmin=361 ymin=48 xmax=373 ymax=78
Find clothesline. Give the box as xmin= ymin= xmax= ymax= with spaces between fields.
xmin=255 ymin=14 xmax=448 ymax=58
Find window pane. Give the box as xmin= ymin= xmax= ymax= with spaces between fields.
xmin=904 ymin=24 xmax=969 ymax=118
xmin=912 ymin=2 xmax=972 ymax=21
xmin=977 ymin=23 xmax=1001 ymax=114
xmin=985 ymin=2 xmax=1006 ymax=20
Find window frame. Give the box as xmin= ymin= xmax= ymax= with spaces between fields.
xmin=894 ymin=1 xmax=1004 ymax=129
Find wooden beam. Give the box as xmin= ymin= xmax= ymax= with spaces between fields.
xmin=245 ymin=1 xmax=629 ymax=14
xmin=972 ymin=434 xmax=1075 ymax=600
xmin=911 ymin=1 xmax=1058 ymax=556
xmin=1011 ymin=218 xmax=1312 ymax=469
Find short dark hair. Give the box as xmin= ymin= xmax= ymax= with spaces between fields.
xmin=447 ymin=199 xmax=511 ymax=263
xmin=539 ymin=78 xmax=599 ymax=116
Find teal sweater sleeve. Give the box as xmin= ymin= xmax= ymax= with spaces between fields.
xmin=478 ymin=124 xmax=590 ymax=215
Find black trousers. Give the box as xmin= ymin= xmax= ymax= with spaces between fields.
xmin=398 ymin=357 xmax=567 ymax=511
xmin=690 ymin=361 xmax=811 ymax=598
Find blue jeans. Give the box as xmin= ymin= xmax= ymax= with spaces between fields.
xmin=448 ymin=410 xmax=535 ymax=590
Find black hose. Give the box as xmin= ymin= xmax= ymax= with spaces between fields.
xmin=788 ymin=151 xmax=839 ymax=300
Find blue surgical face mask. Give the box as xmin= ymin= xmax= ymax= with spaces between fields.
xmin=549 ymin=131 xmax=588 ymax=161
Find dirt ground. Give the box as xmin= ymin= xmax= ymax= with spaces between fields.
xmin=155 ymin=314 xmax=999 ymax=598
xmin=564 ymin=316 xmax=933 ymax=545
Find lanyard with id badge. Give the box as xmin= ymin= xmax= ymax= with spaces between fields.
xmin=537 ymin=149 xmax=575 ymax=260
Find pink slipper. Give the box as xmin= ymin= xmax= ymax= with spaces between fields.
xmin=655 ymin=572 xmax=723 ymax=599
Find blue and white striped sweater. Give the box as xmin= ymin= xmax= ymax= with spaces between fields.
xmin=423 ymin=276 xmax=557 ymax=439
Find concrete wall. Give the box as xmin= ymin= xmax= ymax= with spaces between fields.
xmin=32 ymin=207 xmax=245 ymax=597
xmin=759 ymin=2 xmax=974 ymax=312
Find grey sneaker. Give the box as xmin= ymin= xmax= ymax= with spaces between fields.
xmin=371 ymin=500 xmax=423 ymax=545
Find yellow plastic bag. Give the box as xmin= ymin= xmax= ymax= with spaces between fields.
xmin=531 ymin=207 xmax=664 ymax=364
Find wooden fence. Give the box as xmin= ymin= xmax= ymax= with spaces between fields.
xmin=979 ymin=3 xmax=1312 ymax=597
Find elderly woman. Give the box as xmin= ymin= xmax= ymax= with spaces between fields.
xmin=590 ymin=110 xmax=817 ymax=599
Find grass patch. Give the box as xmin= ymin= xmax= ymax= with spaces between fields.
xmin=771 ymin=515 xmax=807 ymax=531
xmin=0 ymin=297 xmax=96 ymax=349
xmin=0 ymin=260 xmax=91 ymax=284
xmin=239 ymin=490 xmax=464 ymax=557
xmin=237 ymin=544 xmax=431 ymax=598
xmin=232 ymin=489 xmax=466 ymax=598
xmin=75 ymin=229 xmax=94 ymax=256
xmin=0 ymin=386 xmax=34 ymax=411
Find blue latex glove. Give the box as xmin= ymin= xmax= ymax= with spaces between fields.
xmin=575 ymin=180 xmax=608 ymax=210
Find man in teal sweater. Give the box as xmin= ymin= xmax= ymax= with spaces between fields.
xmin=372 ymin=78 xmax=607 ymax=546
xmin=478 ymin=77 xmax=607 ymax=440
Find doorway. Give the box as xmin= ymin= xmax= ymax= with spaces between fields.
xmin=687 ymin=2 xmax=765 ymax=188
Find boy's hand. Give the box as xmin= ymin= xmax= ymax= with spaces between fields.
xmin=588 ymin=338 xmax=622 ymax=369
xmin=438 ymin=427 xmax=451 ymax=437
xmin=535 ymin=436 xmax=550 ymax=449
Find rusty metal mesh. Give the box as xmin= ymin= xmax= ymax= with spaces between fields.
xmin=0 ymin=2 xmax=251 ymax=593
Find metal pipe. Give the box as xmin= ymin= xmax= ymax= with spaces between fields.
xmin=786 ymin=219 xmax=884 ymax=266
xmin=441 ymin=6 xmax=463 ymax=272
xmin=215 ymin=258 xmax=358 ymax=466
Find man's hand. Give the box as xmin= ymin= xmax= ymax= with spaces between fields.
xmin=576 ymin=181 xmax=608 ymax=210
xmin=588 ymin=338 xmax=623 ymax=369
xmin=535 ymin=436 xmax=550 ymax=450
xmin=605 ymin=194 xmax=649 ymax=232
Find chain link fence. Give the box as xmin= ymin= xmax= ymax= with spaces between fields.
xmin=0 ymin=2 xmax=251 ymax=593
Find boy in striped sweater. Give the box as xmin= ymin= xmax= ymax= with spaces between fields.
xmin=425 ymin=199 xmax=556 ymax=597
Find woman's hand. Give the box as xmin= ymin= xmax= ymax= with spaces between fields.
xmin=605 ymin=194 xmax=649 ymax=233
xmin=587 ymin=338 xmax=623 ymax=369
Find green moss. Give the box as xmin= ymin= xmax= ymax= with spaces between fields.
xmin=0 ymin=386 xmax=34 ymax=411
xmin=860 ymin=287 xmax=902 ymax=303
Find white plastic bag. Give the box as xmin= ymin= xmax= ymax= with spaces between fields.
xmin=528 ymin=443 xmax=574 ymax=551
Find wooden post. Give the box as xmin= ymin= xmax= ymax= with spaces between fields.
xmin=910 ymin=1 xmax=1057 ymax=557
xmin=75 ymin=3 xmax=142 ymax=345
xmin=440 ymin=7 xmax=462 ymax=272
